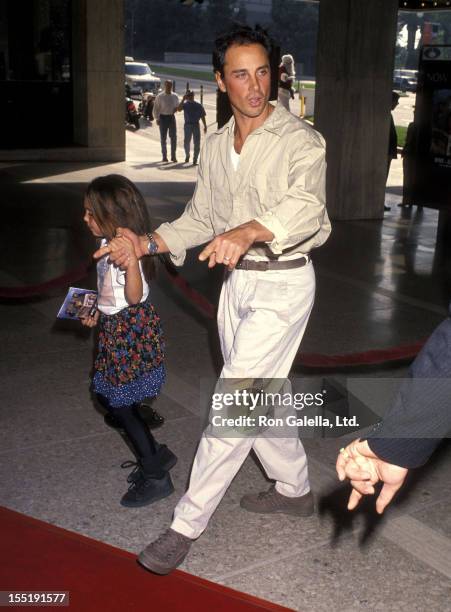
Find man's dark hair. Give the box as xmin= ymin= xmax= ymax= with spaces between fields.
xmin=212 ymin=24 xmax=271 ymax=76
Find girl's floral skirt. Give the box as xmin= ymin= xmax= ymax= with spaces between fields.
xmin=92 ymin=301 xmax=165 ymax=408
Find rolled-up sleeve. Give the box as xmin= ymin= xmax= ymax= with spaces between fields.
xmin=255 ymin=134 xmax=329 ymax=254
xmin=155 ymin=147 xmax=215 ymax=266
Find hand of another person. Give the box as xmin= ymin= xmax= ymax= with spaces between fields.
xmin=336 ymin=439 xmax=409 ymax=514
xmin=80 ymin=309 xmax=99 ymax=328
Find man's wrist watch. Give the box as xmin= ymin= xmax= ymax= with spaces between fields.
xmin=146 ymin=232 xmax=158 ymax=256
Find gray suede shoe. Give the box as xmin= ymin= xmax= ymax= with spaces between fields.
xmin=138 ymin=528 xmax=192 ymax=575
xmin=240 ymin=486 xmax=314 ymax=517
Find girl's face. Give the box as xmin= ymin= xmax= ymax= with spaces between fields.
xmin=83 ymin=199 xmax=103 ymax=237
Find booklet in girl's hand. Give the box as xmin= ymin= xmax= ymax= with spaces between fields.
xmin=57 ymin=287 xmax=98 ymax=320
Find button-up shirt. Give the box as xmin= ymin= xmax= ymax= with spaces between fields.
xmin=182 ymin=100 xmax=206 ymax=125
xmin=153 ymin=92 xmax=179 ymax=120
xmin=156 ymin=103 xmax=331 ymax=266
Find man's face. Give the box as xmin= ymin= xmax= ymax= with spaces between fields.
xmin=216 ymin=43 xmax=271 ymax=119
xmin=165 ymin=81 xmax=172 ymax=94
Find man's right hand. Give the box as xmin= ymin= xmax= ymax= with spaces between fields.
xmin=336 ymin=439 xmax=408 ymax=514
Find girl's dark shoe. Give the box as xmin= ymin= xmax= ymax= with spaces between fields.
xmin=120 ymin=472 xmax=174 ymax=508
xmin=121 ymin=445 xmax=177 ymax=483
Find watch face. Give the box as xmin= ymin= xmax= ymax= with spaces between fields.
xmin=147 ymin=237 xmax=158 ymax=255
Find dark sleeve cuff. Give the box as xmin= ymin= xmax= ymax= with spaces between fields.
xmin=367 ymin=437 xmax=441 ymax=469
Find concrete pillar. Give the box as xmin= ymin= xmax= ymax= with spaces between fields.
xmin=315 ymin=0 xmax=398 ymax=220
xmin=72 ymin=0 xmax=125 ymax=160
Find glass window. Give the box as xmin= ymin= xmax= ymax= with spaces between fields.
xmin=125 ymin=64 xmax=152 ymax=76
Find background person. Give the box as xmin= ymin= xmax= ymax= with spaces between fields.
xmin=142 ymin=92 xmax=155 ymax=125
xmin=278 ymin=53 xmax=296 ymax=111
xmin=336 ymin=315 xmax=451 ymax=513
xmin=385 ymin=91 xmax=400 ymax=212
xmin=177 ymin=90 xmax=207 ymax=165
xmin=399 ymin=119 xmax=417 ymax=207
xmin=153 ymin=80 xmax=179 ymax=162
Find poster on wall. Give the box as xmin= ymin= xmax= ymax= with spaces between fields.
xmin=413 ymin=45 xmax=451 ymax=207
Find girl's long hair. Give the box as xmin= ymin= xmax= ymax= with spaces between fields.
xmin=84 ymin=174 xmax=155 ymax=282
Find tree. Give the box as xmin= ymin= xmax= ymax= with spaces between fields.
xmin=124 ymin=0 xmax=247 ymax=60
xmin=270 ymin=0 xmax=319 ymax=76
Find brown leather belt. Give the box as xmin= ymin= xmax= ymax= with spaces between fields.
xmin=235 ymin=256 xmax=309 ymax=271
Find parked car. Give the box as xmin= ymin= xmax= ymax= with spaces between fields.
xmin=393 ymin=69 xmax=418 ymax=93
xmin=125 ymin=61 xmax=161 ymax=96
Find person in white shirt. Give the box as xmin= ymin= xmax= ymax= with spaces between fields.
xmin=153 ymin=80 xmax=180 ymax=163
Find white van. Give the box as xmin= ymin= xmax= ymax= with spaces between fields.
xmin=125 ymin=61 xmax=161 ymax=95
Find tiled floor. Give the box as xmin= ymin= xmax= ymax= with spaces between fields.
xmin=1 ymin=130 xmax=450 ymax=611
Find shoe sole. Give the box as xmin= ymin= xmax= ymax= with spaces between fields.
xmin=120 ymin=484 xmax=174 ymax=508
xmin=137 ymin=550 xmax=188 ymax=575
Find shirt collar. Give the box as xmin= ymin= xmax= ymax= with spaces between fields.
xmin=215 ymin=102 xmax=285 ymax=137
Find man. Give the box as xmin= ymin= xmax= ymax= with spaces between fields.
xmin=177 ymin=90 xmax=207 ymax=165
xmin=336 ymin=316 xmax=451 ymax=513
xmin=384 ymin=91 xmax=400 ymax=212
xmin=97 ymin=25 xmax=330 ymax=574
xmin=153 ymin=80 xmax=179 ymax=163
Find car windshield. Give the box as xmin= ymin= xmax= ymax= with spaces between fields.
xmin=126 ymin=64 xmax=152 ymax=76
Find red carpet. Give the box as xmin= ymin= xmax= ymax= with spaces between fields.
xmin=0 ymin=507 xmax=294 ymax=611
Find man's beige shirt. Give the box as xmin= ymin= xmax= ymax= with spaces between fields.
xmin=156 ymin=103 xmax=331 ymax=265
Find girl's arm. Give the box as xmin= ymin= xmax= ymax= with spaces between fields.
xmin=114 ymin=236 xmax=143 ymax=305
xmin=124 ymin=258 xmax=143 ymax=305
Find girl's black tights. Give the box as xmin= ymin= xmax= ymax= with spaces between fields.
xmin=97 ymin=395 xmax=165 ymax=478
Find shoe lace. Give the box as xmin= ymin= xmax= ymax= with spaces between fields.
xmin=121 ymin=460 xmax=143 ymax=485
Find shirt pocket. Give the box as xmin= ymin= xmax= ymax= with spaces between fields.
xmin=250 ymin=173 xmax=287 ymax=214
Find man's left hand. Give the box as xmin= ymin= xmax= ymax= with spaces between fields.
xmin=198 ymin=220 xmax=272 ymax=270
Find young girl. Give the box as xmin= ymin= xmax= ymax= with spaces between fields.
xmin=82 ymin=174 xmax=176 ymax=508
